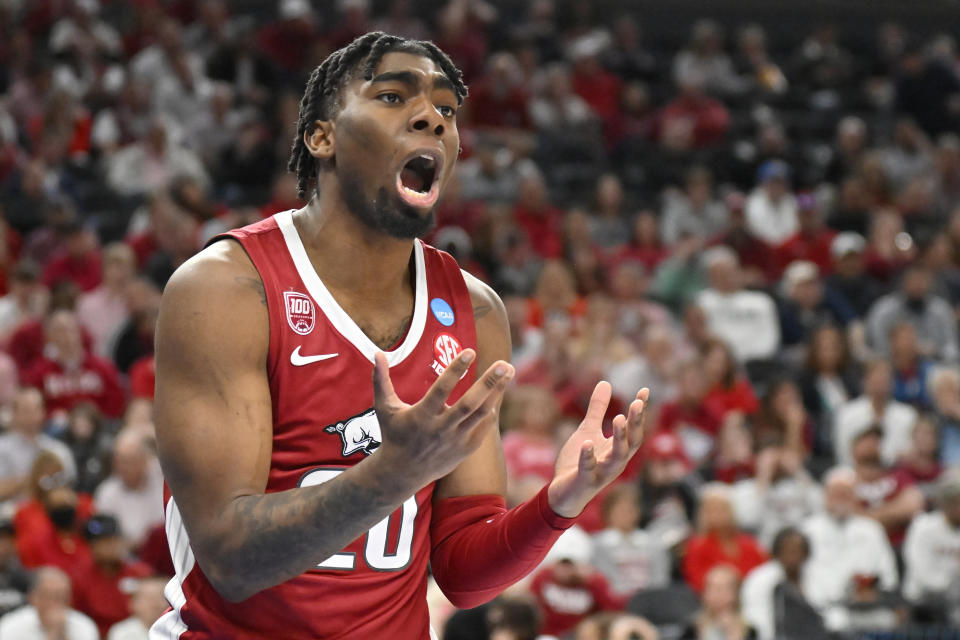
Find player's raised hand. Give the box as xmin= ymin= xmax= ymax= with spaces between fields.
xmin=372 ymin=349 xmax=514 ymax=483
xmin=547 ymin=383 xmax=650 ymax=518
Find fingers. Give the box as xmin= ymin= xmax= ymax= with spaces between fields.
xmin=627 ymin=388 xmax=649 ymax=448
xmin=446 ymin=359 xmax=514 ymax=425
xmin=371 ymin=352 xmax=400 ymax=411
xmin=578 ymin=440 xmax=597 ymax=477
xmin=582 ymin=381 xmax=613 ymax=426
xmin=418 ymin=349 xmax=477 ymax=413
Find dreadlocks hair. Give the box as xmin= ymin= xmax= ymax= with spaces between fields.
xmin=287 ymin=31 xmax=468 ymax=200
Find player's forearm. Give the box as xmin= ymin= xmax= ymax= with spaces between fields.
xmin=195 ymin=458 xmax=418 ymax=602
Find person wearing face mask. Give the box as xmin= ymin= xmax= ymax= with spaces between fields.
xmin=13 ymin=452 xmax=94 ymax=581
xmin=866 ymin=264 xmax=958 ymax=363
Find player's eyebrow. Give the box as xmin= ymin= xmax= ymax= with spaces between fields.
xmin=370 ymin=70 xmax=457 ymax=98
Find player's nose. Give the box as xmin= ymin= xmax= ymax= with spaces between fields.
xmin=408 ymin=100 xmax=444 ymax=137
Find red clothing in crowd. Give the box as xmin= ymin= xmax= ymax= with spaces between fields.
xmin=513 ymin=203 xmax=565 ymax=260
xmin=855 ymin=469 xmax=917 ymax=546
xmin=658 ymin=96 xmax=730 ymax=148
xmin=502 ymin=432 xmax=557 ymax=484
xmin=703 ymin=379 xmax=760 ymax=417
xmin=73 ymin=559 xmax=153 ymax=637
xmin=611 ymin=244 xmax=670 ymax=273
xmin=774 ymin=229 xmax=837 ymax=277
xmin=467 ymin=78 xmax=532 ymax=130
xmin=530 ymin=566 xmax=625 ymax=636
xmin=23 ymin=354 xmax=126 ymax=418
xmin=15 ymin=496 xmax=95 ymax=573
xmin=7 ymin=320 xmax=94 ymax=375
xmin=572 ymin=67 xmax=622 ymax=124
xmin=129 ymin=355 xmax=155 ymax=399
xmin=524 ymin=297 xmax=588 ymax=329
xmin=256 ymin=21 xmax=319 ymax=72
xmin=43 ymin=250 xmax=102 ymax=292
xmin=683 ymin=532 xmax=768 ymax=593
xmin=656 ymin=399 xmax=725 ymax=464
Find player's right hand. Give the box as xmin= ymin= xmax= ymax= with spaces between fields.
xmin=371 ymin=349 xmax=513 ymax=484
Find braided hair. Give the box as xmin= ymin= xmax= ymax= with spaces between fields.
xmin=287 ymin=31 xmax=468 ymax=200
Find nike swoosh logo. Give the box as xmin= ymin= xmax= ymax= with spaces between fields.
xmin=290 ymin=346 xmax=339 ymax=366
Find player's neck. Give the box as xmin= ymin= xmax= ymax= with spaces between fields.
xmin=293 ymin=197 xmax=415 ymax=301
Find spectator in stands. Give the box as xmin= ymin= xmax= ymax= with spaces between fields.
xmin=0 ymin=387 xmax=76 ymax=504
xmin=709 ymin=193 xmax=775 ymax=286
xmin=658 ymin=74 xmax=731 ymax=150
xmin=894 ymin=41 xmax=960 ymax=137
xmin=683 ymin=484 xmax=767 ymax=594
xmin=467 ymin=52 xmax=531 ymax=131
xmin=106 ymin=117 xmax=209 ymax=199
xmin=888 ymin=322 xmax=934 ymax=408
xmin=0 ymin=566 xmax=98 ymax=640
xmin=529 ymin=63 xmax=598 ymax=138
xmin=76 ymin=243 xmax=136 ymax=359
xmin=57 ymin=403 xmax=112 ymax=495
xmin=673 ymin=20 xmax=740 ymax=98
xmin=589 ymin=174 xmax=629 ymax=251
xmin=752 ymin=380 xmax=812 ymax=459
xmin=681 ymin=565 xmax=757 ymax=640
xmin=802 ymin=468 xmax=898 ymax=631
xmin=607 ymin=260 xmax=672 ymax=348
xmin=850 ymin=425 xmax=925 ymax=546
xmin=591 ymin=484 xmax=670 ymax=596
xmin=824 ymin=117 xmax=868 ymax=185
xmin=530 ymin=526 xmax=624 ymax=637
xmin=895 ymin=414 xmax=942 ymax=497
xmin=42 ymin=222 xmax=101 ymax=294
xmin=73 ymin=514 xmax=152 ymax=637
xmin=696 ymin=246 xmax=781 ymax=363
xmin=661 ymin=166 xmax=729 ymax=246
xmin=106 ymin=576 xmax=168 ymax=640
xmin=742 ymin=528 xmax=823 ymax=640
xmin=93 ymin=431 xmax=164 ymax=549
xmin=639 ymin=431 xmax=697 ymax=551
xmin=745 ymin=161 xmax=798 ymax=246
xmin=834 ymin=358 xmax=917 ymax=466
xmin=882 ymin=117 xmax=932 ymax=191
xmin=0 ymin=517 xmax=29 ymax=617
xmin=774 ymin=193 xmax=836 ymax=276
xmin=735 ymin=447 xmax=822 ymax=548
xmin=777 ymin=261 xmax=855 ymax=353
xmin=866 ymin=263 xmax=959 ymax=362
xmin=931 ymin=135 xmax=960 ymax=219
xmin=0 ymin=261 xmax=46 ymax=344
xmin=824 ymin=232 xmax=883 ymax=318
xmin=797 ymin=324 xmax=860 ymax=451
xmin=14 ymin=451 xmax=93 ymax=575
xmin=657 ymin=360 xmax=724 ymax=465
xmin=701 ymin=338 xmax=759 ymax=418
xmin=22 ymin=310 xmax=125 ymax=420
xmin=929 ymin=366 xmax=960 ymax=466
xmin=902 ymin=469 xmax=960 ymax=625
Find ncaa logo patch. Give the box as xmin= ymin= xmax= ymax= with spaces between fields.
xmin=430 ymin=298 xmax=455 ymax=326
xmin=430 ymin=332 xmax=463 ymax=376
xmin=283 ymin=291 xmax=315 ymax=335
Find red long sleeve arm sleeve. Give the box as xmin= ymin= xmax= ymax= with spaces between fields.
xmin=429 ymin=484 xmax=577 ymax=609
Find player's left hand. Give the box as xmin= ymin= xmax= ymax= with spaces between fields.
xmin=547 ymin=383 xmax=649 ymax=518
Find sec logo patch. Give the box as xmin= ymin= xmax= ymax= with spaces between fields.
xmin=430 ymin=333 xmax=462 ymax=376
xmin=283 ymin=291 xmax=315 ymax=335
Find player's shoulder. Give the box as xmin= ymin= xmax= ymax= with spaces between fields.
xmin=460 ymin=269 xmax=505 ymax=321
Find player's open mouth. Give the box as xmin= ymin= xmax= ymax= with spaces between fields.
xmin=397 ymin=151 xmax=441 ymax=208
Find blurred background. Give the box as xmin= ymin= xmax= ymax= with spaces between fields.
xmin=0 ymin=0 xmax=958 ymax=639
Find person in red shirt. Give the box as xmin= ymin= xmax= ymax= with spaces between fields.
xmin=851 ymin=426 xmax=925 ymax=546
xmin=467 ymin=52 xmax=532 ymax=131
xmin=570 ymin=48 xmax=622 ymax=140
xmin=701 ymin=338 xmax=759 ymax=418
xmin=22 ymin=310 xmax=126 ymax=419
xmin=683 ymin=484 xmax=767 ymax=593
xmin=773 ymin=192 xmax=837 ymax=278
xmin=15 ymin=451 xmax=94 ymax=578
xmin=512 ymin=171 xmax=565 ymax=260
xmin=72 ymin=514 xmax=154 ymax=637
xmin=529 ymin=527 xmax=625 ymax=636
xmin=502 ymin=385 xmax=561 ymax=487
xmin=658 ymin=76 xmax=731 ymax=149
xmin=42 ymin=222 xmax=102 ymax=293
xmin=657 ymin=360 xmax=725 ymax=465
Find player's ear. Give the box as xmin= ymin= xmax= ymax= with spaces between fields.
xmin=304 ymin=119 xmax=335 ymax=160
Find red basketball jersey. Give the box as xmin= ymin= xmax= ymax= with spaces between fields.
xmin=151 ymin=210 xmax=477 ymax=639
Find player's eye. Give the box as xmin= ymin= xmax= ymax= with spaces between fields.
xmin=377 ymin=92 xmax=403 ymax=105
xmin=437 ymin=105 xmax=457 ymax=118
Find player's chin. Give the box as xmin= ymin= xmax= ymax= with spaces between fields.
xmin=378 ymin=192 xmax=436 ymax=239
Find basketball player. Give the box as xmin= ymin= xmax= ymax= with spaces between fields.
xmin=151 ymin=32 xmax=649 ymax=639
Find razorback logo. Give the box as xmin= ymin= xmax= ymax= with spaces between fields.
xmin=430 ymin=333 xmax=462 ymax=376
xmin=324 ymin=409 xmax=382 ymax=457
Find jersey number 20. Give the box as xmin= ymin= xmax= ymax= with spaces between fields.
xmin=299 ymin=468 xmax=418 ymax=572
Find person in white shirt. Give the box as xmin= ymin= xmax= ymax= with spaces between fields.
xmin=590 ymin=484 xmax=670 ymax=596
xmin=106 ymin=577 xmax=168 ymax=640
xmin=76 ymin=244 xmax=136 ymax=359
xmin=802 ymin=468 xmax=898 ymax=632
xmin=902 ymin=470 xmax=960 ymax=617
xmin=0 ymin=566 xmax=99 ymax=640
xmin=833 ymin=359 xmax=917 ymax=466
xmin=745 ymin=160 xmax=798 ymax=245
xmin=93 ymin=431 xmax=165 ymax=548
xmin=696 ymin=246 xmax=781 ymax=362
xmin=0 ymin=388 xmax=76 ymax=505
xmin=742 ymin=527 xmax=822 ymax=640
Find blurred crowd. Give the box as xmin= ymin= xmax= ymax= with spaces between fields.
xmin=0 ymin=0 xmax=958 ymax=639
